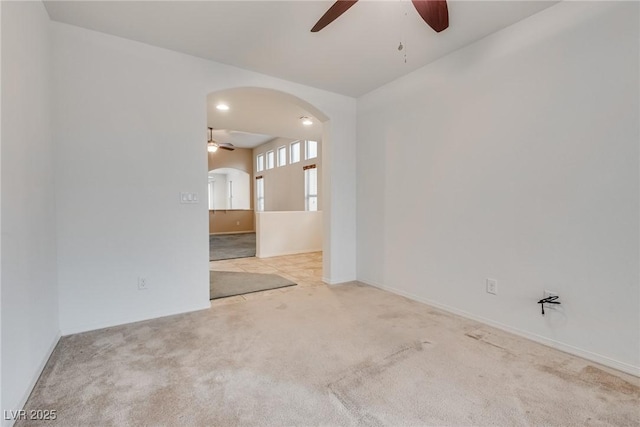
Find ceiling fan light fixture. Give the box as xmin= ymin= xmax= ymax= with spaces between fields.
xmin=300 ymin=116 xmax=313 ymax=126
xmin=216 ymin=103 xmax=230 ymax=111
xmin=206 ymin=126 xmax=236 ymax=152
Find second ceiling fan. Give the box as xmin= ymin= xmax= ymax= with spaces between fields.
xmin=207 ymin=127 xmax=235 ymax=152
xmin=311 ymin=0 xmax=449 ymax=33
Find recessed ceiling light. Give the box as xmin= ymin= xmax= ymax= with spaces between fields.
xmin=216 ymin=103 xmax=230 ymax=111
xmin=300 ymin=116 xmax=313 ymax=126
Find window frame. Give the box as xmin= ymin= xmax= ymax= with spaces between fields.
xmin=277 ymin=146 xmax=287 ymax=167
xmin=255 ymin=176 xmax=265 ymax=212
xmin=266 ymin=150 xmax=275 ymax=170
xmin=256 ymin=154 xmax=264 ymax=172
xmin=305 ymin=140 xmax=318 ymax=160
xmin=290 ymin=141 xmax=301 ymax=164
xmin=304 ymin=164 xmax=318 ymax=212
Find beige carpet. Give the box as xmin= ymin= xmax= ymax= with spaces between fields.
xmin=19 ymin=282 xmax=639 ymax=426
xmin=209 ymin=233 xmax=256 ymax=261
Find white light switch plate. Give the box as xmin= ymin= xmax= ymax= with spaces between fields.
xmin=180 ymin=192 xmax=199 ymax=204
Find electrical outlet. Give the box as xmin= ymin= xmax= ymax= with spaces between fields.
xmin=486 ymin=278 xmax=498 ymax=295
xmin=138 ymin=277 xmax=148 ymax=290
xmin=236 ymin=221 xmax=240 ymax=225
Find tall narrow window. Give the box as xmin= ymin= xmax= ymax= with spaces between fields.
xmin=304 ymin=165 xmax=318 ymax=211
xmin=277 ymin=146 xmax=287 ymax=167
xmin=228 ymin=181 xmax=233 ymax=209
xmin=290 ymin=141 xmax=301 ymax=164
xmin=266 ymin=150 xmax=275 ymax=170
xmin=256 ymin=154 xmax=264 ymax=172
xmin=305 ymin=140 xmax=318 ymax=160
xmin=256 ymin=176 xmax=264 ymax=212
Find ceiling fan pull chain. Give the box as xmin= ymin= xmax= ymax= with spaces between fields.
xmin=403 ymin=6 xmax=408 ymax=63
xmin=398 ymin=1 xmax=408 ymax=64
xmin=397 ymin=1 xmax=403 ymax=54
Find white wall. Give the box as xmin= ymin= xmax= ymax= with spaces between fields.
xmin=209 ymin=173 xmax=228 ymax=209
xmin=357 ymin=1 xmax=639 ymax=375
xmin=227 ymin=169 xmax=250 ymax=210
xmin=52 ymin=21 xmax=356 ymax=334
xmin=256 ymin=211 xmax=322 ymax=258
xmin=208 ymin=169 xmax=250 ymax=210
xmin=324 ymin=115 xmax=357 ymax=284
xmin=1 ymin=0 xmax=4 ymax=415
xmin=1 ymin=2 xmax=60 ymax=423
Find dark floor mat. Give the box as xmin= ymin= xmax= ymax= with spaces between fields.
xmin=210 ymin=233 xmax=256 ymax=261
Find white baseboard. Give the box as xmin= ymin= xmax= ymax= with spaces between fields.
xmin=322 ymin=276 xmax=357 ymax=285
xmin=360 ymin=279 xmax=640 ymax=377
xmin=5 ymin=331 xmax=62 ymax=427
xmin=256 ymin=248 xmax=322 ymax=259
xmin=60 ymin=302 xmax=211 ymax=336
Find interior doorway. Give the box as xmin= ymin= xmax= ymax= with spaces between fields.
xmin=207 ymin=152 xmax=258 ymax=261
xmin=207 ymin=87 xmax=326 ymax=301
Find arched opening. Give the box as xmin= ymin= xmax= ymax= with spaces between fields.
xmin=206 ymin=87 xmax=331 ymax=300
xmin=208 ymin=168 xmax=251 ymax=211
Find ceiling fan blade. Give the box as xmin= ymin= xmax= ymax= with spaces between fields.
xmin=412 ymin=0 xmax=449 ymax=33
xmin=219 ymin=145 xmax=235 ymax=151
xmin=311 ymin=0 xmax=359 ymax=33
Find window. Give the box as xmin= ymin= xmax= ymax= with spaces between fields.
xmin=304 ymin=165 xmax=318 ymax=211
xmin=290 ymin=141 xmax=300 ymax=164
xmin=277 ymin=146 xmax=287 ymax=167
xmin=228 ymin=181 xmax=233 ymax=209
xmin=256 ymin=176 xmax=264 ymax=212
xmin=256 ymin=154 xmax=264 ymax=172
xmin=305 ymin=140 xmax=318 ymax=160
xmin=266 ymin=150 xmax=275 ymax=170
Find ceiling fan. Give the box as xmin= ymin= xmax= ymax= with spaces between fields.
xmin=311 ymin=0 xmax=449 ymax=33
xmin=207 ymin=127 xmax=235 ymax=152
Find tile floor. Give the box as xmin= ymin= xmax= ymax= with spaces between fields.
xmin=209 ymin=251 xmax=325 ymax=305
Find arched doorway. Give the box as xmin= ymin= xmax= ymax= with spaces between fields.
xmin=206 ymin=87 xmax=331 ymax=299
